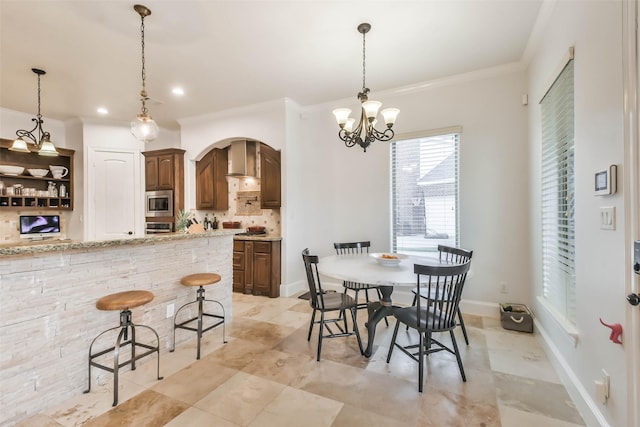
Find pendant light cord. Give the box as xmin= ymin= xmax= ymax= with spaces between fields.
xmin=362 ymin=30 xmax=367 ymax=93
xmin=139 ymin=12 xmax=148 ymax=114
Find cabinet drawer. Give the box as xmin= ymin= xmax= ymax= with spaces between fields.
xmin=233 ymin=240 xmax=245 ymax=251
xmin=254 ymin=241 xmax=271 ymax=253
xmin=233 ymin=251 xmax=245 ymax=269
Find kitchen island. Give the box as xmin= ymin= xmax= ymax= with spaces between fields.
xmin=0 ymin=231 xmax=236 ymax=425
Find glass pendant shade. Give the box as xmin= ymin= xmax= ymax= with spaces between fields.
xmin=9 ymin=137 xmax=30 ymax=153
xmin=131 ymin=114 xmax=159 ymax=142
xmin=381 ymin=108 xmax=400 ymax=126
xmin=38 ymin=134 xmax=59 ymax=156
xmin=332 ymin=108 xmax=352 ymax=127
xmin=362 ymin=100 xmax=382 ymax=120
xmin=345 ymin=117 xmax=356 ymax=133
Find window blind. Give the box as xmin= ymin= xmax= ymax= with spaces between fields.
xmin=540 ymin=59 xmax=576 ymax=323
xmin=391 ymin=131 xmax=460 ymax=255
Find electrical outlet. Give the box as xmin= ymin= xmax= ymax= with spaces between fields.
xmin=166 ymin=303 xmax=174 ymax=318
xmin=500 ymin=282 xmax=508 ymax=294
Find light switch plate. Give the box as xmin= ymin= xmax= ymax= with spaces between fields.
xmin=600 ymin=207 xmax=615 ymax=230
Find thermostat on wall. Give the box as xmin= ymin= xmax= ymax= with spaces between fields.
xmin=595 ymin=165 xmax=617 ymax=196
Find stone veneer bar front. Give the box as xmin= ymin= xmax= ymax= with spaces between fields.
xmin=0 ymin=231 xmax=236 ymax=426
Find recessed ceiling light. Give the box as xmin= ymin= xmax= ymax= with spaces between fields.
xmin=97 ymin=107 xmax=109 ymax=115
xmin=172 ymin=87 xmax=185 ymax=96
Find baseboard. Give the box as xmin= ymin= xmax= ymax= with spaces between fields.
xmin=280 ymin=279 xmax=306 ymax=297
xmin=534 ymin=317 xmax=610 ymax=427
xmin=459 ymin=299 xmax=500 ymax=319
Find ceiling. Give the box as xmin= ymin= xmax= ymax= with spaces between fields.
xmin=0 ymin=0 xmax=544 ymax=131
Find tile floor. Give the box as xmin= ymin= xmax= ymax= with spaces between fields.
xmin=17 ymin=292 xmax=586 ymax=427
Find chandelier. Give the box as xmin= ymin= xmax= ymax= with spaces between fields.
xmin=10 ymin=68 xmax=59 ymax=156
xmin=130 ymin=4 xmax=159 ymax=142
xmin=332 ymin=23 xmax=399 ymax=152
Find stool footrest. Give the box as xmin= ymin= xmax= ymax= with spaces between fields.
xmin=172 ymin=296 xmax=226 ymax=359
xmin=175 ymin=314 xmax=225 ymax=334
xmin=89 ymin=341 xmax=159 ymax=373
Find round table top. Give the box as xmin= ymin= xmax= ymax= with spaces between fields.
xmin=317 ymin=253 xmax=451 ymax=287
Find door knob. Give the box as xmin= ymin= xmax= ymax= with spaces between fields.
xmin=128 ymin=231 xmax=133 ymax=235
xmin=627 ymin=293 xmax=640 ymax=306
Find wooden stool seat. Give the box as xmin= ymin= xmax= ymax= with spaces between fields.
xmin=180 ymin=273 xmax=221 ymax=287
xmin=96 ymin=290 xmax=154 ymax=311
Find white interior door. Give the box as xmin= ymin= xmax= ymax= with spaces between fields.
xmin=91 ymin=149 xmax=138 ymax=240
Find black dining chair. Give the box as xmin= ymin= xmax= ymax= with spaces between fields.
xmin=333 ymin=241 xmax=388 ymax=326
xmin=302 ymin=248 xmax=363 ymax=361
xmin=409 ymin=245 xmax=473 ymax=344
xmin=387 ymin=261 xmax=471 ymax=392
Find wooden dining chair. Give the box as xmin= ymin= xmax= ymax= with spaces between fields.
xmin=387 ymin=261 xmax=471 ymax=392
xmin=409 ymin=245 xmax=473 ymax=344
xmin=302 ymin=249 xmax=363 ymax=361
xmin=333 ymin=241 xmax=388 ymax=326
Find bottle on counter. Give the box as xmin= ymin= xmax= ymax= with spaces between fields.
xmin=203 ymin=213 xmax=210 ymax=231
xmin=212 ymin=216 xmax=219 ymax=230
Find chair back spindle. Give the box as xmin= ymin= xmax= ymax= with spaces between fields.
xmin=334 ymin=241 xmax=371 ymax=255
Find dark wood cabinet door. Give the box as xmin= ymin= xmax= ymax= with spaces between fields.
xmin=260 ymin=143 xmax=281 ymax=208
xmin=196 ymin=148 xmax=228 ymax=210
xmin=145 ymin=156 xmax=159 ymax=190
xmin=157 ymin=154 xmax=175 ymax=189
xmin=212 ymin=148 xmax=229 ymax=210
xmin=252 ymin=252 xmax=272 ymax=296
xmin=195 ymin=151 xmax=214 ymax=209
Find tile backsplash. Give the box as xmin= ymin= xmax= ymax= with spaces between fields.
xmin=194 ymin=176 xmax=280 ymax=234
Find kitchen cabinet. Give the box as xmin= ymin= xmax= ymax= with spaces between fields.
xmin=143 ymin=148 xmax=185 ymax=192
xmin=0 ymin=138 xmax=74 ymax=210
xmin=259 ymin=143 xmax=281 ymax=209
xmin=233 ymin=238 xmax=281 ymax=297
xmin=142 ymin=148 xmax=185 ymax=222
xmin=196 ymin=148 xmax=228 ymax=210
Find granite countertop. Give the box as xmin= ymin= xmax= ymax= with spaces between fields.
xmin=233 ymin=234 xmax=282 ymax=242
xmin=0 ymin=230 xmax=240 ymax=256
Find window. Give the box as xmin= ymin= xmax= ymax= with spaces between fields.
xmin=391 ymin=129 xmax=460 ymax=255
xmin=540 ymin=56 xmax=575 ymax=324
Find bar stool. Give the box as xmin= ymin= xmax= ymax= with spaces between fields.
xmin=84 ymin=290 xmax=162 ymax=406
xmin=171 ymin=273 xmax=227 ymax=359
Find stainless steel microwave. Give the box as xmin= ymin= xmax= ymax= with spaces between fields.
xmin=145 ymin=190 xmax=173 ymax=217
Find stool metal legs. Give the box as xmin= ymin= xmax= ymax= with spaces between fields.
xmin=84 ymin=309 xmax=163 ymax=406
xmin=171 ymin=286 xmax=227 ymax=359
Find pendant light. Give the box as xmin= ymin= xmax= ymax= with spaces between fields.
xmin=131 ymin=4 xmax=159 ymax=142
xmin=332 ymin=23 xmax=399 ymax=152
xmin=10 ymin=68 xmax=59 ymax=156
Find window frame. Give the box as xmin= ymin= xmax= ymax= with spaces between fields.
xmin=390 ymin=128 xmax=461 ymax=255
xmin=539 ymin=48 xmax=576 ymax=325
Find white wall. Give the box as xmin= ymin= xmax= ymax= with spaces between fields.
xmin=527 ymin=1 xmax=626 ymax=426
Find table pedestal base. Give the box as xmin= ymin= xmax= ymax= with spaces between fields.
xmin=364 ymin=285 xmax=395 ymax=357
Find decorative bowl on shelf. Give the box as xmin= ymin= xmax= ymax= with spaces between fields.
xmin=0 ymin=165 xmax=25 ymax=176
xmin=370 ymin=253 xmax=408 ymax=267
xmin=27 ymin=168 xmax=49 ymax=178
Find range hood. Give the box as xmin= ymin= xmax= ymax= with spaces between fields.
xmin=227 ymin=140 xmax=257 ymax=177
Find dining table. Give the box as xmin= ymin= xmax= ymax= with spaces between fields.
xmin=317 ymin=252 xmax=455 ymax=357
